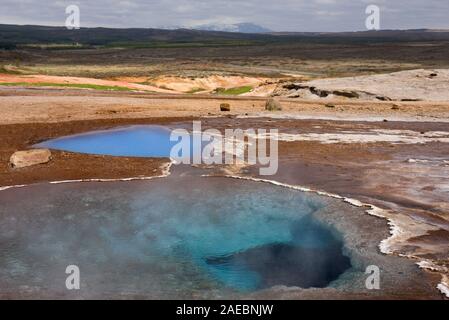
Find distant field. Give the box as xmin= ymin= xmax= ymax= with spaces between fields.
xmin=103 ymin=40 xmax=262 ymax=49
xmin=1 ymin=24 xmax=449 ymax=80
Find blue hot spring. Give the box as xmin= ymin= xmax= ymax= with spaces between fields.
xmin=34 ymin=125 xmax=202 ymax=158
xmin=0 ymin=176 xmax=351 ymax=299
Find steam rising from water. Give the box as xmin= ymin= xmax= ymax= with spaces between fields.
xmin=0 ymin=175 xmax=351 ymax=298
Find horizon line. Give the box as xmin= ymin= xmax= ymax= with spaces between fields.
xmin=1 ymin=23 xmax=448 ymax=34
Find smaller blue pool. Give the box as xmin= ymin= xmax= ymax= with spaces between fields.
xmin=34 ymin=125 xmax=203 ymax=158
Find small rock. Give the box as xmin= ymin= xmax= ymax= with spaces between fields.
xmin=429 ymin=72 xmax=438 ymax=78
xmin=383 ymin=119 xmax=388 ymax=122
xmin=10 ymin=149 xmax=52 ymax=168
xmin=265 ymin=98 xmax=282 ymax=111
xmin=220 ymin=103 xmax=231 ymax=112
xmin=325 ymin=103 xmax=335 ymax=108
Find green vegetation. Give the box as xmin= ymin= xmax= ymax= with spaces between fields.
xmin=0 ymin=82 xmax=134 ymax=91
xmin=215 ymin=86 xmax=253 ymax=95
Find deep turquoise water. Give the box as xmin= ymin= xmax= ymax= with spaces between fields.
xmin=0 ymin=176 xmax=351 ymax=298
xmin=34 ymin=125 xmax=201 ymax=158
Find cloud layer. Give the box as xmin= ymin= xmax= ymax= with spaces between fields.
xmin=1 ymin=0 xmax=448 ymax=32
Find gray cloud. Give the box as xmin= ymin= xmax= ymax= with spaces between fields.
xmin=0 ymin=0 xmax=448 ymax=31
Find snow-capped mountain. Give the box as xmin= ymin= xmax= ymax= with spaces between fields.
xmin=159 ymin=23 xmax=272 ymax=34
xmin=193 ymin=23 xmax=272 ymax=33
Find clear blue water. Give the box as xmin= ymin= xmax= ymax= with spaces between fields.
xmin=34 ymin=125 xmax=203 ymax=158
xmin=0 ymin=176 xmax=351 ymax=299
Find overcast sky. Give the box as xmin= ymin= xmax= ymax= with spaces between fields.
xmin=1 ymin=0 xmax=448 ymax=32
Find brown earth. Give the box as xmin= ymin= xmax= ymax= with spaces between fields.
xmin=0 ymin=117 xmax=192 ymax=186
xmin=1 ymin=87 xmax=449 ymax=124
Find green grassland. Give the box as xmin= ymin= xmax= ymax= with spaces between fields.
xmin=215 ymin=86 xmax=253 ymax=95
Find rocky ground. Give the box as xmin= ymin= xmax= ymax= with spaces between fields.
xmin=275 ymin=69 xmax=449 ymax=101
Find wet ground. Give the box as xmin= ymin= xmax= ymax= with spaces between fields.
xmin=0 ymin=115 xmax=448 ymax=299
